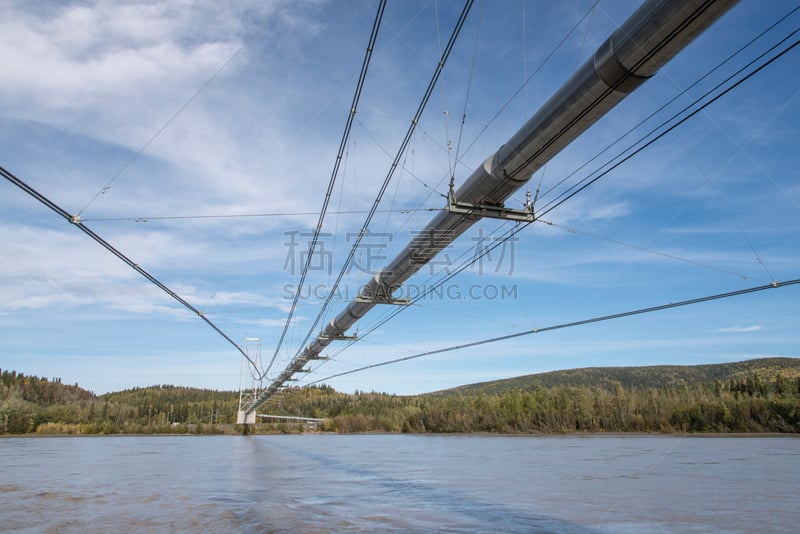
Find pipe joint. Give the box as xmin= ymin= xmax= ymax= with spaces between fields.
xmin=594 ymin=36 xmax=652 ymax=94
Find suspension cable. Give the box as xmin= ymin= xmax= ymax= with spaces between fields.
xmin=357 ymin=0 xmax=599 ymax=264
xmin=434 ymin=0 xmax=456 ymax=183
xmin=77 ymin=47 xmax=244 ymax=216
xmin=455 ymin=0 xmax=602 ymax=170
xmin=535 ymin=5 xmax=800 ymax=208
xmin=538 ymin=218 xmax=766 ymax=283
xmin=1 ymin=164 xmax=258 ymax=370
xmin=290 ymin=0 xmax=475 ymax=363
xmin=305 ymin=220 xmax=522 ymax=374
xmin=536 ymin=31 xmax=800 ymax=219
xmin=452 ymin=0 xmax=484 ymax=176
xmin=676 ymin=134 xmax=777 ymax=284
xmin=264 ymin=0 xmax=388 ymax=377
xmin=80 ymin=207 xmax=443 ymax=222
xmin=308 ymin=278 xmax=800 ymax=385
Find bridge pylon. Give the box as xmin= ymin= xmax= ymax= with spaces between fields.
xmin=236 ymin=337 xmax=262 ymax=425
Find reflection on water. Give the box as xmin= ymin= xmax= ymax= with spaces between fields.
xmin=1 ymin=434 xmax=797 ymax=533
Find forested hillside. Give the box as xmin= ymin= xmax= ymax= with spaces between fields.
xmin=1 ymin=369 xmax=239 ymax=434
xmin=437 ymin=357 xmax=800 ymax=395
xmin=2 ymin=358 xmax=799 ymax=435
xmin=264 ymin=358 xmax=800 ymax=434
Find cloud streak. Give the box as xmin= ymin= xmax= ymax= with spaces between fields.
xmin=717 ymin=325 xmax=765 ymax=334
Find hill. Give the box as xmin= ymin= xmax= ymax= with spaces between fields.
xmin=435 ymin=357 xmax=800 ymax=396
xmin=3 ymin=358 xmax=799 ymax=435
xmin=1 ymin=370 xmax=239 ymax=434
xmin=262 ymin=357 xmax=800 ymax=434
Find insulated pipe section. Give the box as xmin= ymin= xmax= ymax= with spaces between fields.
xmin=474 ymin=0 xmax=738 ymax=200
xmin=250 ymin=0 xmax=737 ymax=414
xmin=342 ymin=0 xmax=739 ymax=330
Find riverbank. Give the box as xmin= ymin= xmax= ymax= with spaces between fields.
xmin=5 ymin=428 xmax=799 ymax=438
xmin=4 ymin=359 xmax=799 ymax=435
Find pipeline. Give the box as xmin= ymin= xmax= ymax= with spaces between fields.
xmin=246 ymin=0 xmax=738 ymax=414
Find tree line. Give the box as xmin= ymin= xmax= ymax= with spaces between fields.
xmin=2 ymin=359 xmax=799 ymax=435
xmin=1 ymin=369 xmax=239 ymax=434
xmin=264 ymin=373 xmax=800 ymax=434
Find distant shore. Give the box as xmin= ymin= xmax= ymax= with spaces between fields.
xmin=5 ymin=358 xmax=799 ymax=435
xmin=4 ymin=430 xmax=798 ymax=438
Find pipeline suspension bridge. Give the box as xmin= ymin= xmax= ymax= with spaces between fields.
xmin=2 ymin=0 xmax=799 ymax=426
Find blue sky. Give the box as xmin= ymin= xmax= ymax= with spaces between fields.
xmin=1 ymin=0 xmax=798 ymax=395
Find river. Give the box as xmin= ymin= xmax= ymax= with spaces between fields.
xmin=1 ymin=434 xmax=797 ymax=532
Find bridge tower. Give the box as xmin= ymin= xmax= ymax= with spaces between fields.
xmin=236 ymin=337 xmax=262 ymax=425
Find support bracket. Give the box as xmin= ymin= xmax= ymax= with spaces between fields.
xmin=318 ymin=332 xmax=358 ymax=342
xmin=447 ymin=186 xmax=535 ymax=222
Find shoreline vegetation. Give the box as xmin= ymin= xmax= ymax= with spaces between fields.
xmin=2 ymin=357 xmax=799 ymax=436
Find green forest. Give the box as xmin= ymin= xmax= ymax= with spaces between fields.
xmin=2 ymin=357 xmax=799 ymax=435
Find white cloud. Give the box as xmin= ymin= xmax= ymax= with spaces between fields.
xmin=0 ymin=0 xmax=339 ymax=219
xmin=0 ymin=2 xmax=241 ymax=111
xmin=234 ymin=317 xmax=305 ymax=328
xmin=717 ymin=325 xmax=765 ymax=334
xmin=0 ymin=221 xmax=290 ymax=315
